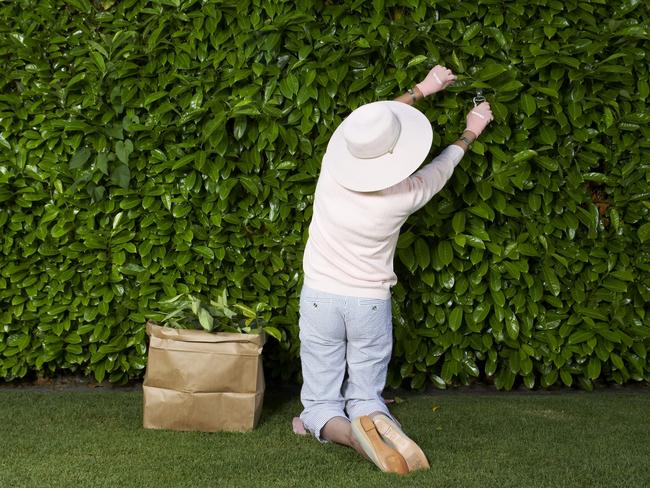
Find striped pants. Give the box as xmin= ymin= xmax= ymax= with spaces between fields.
xmin=298 ymin=285 xmax=397 ymax=441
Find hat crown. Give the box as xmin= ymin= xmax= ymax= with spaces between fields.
xmin=343 ymin=103 xmax=401 ymax=159
xmin=324 ymin=101 xmax=432 ymax=192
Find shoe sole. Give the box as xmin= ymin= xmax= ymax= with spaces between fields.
xmin=373 ymin=414 xmax=430 ymax=471
xmin=351 ymin=416 xmax=409 ymax=475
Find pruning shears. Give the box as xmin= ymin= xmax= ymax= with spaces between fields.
xmin=473 ymin=89 xmax=486 ymax=106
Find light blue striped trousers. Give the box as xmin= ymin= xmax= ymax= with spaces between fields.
xmin=298 ymin=285 xmax=397 ymax=441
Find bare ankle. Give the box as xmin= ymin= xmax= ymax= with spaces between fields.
xmin=350 ymin=432 xmax=370 ymax=460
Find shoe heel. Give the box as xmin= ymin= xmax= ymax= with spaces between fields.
xmin=373 ymin=415 xmax=430 ymax=472
xmin=359 ymin=416 xmax=376 ymax=433
xmin=356 ymin=416 xmax=409 ymax=475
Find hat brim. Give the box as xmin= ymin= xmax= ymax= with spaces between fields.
xmin=323 ymin=101 xmax=433 ymax=192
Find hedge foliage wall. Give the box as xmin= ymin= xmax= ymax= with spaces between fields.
xmin=1 ymin=0 xmax=649 ymax=389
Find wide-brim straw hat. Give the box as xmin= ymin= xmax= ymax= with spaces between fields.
xmin=323 ymin=101 xmax=432 ymax=192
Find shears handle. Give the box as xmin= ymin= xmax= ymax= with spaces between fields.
xmin=473 ymin=89 xmax=486 ymax=106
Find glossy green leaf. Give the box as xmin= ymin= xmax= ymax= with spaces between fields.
xmin=430 ymin=374 xmax=446 ymax=390
xmin=638 ymin=223 xmax=650 ymax=243
xmin=542 ymin=263 xmax=561 ymax=296
xmin=568 ymin=330 xmax=594 ymax=345
xmin=472 ymin=302 xmax=491 ymax=323
xmin=560 ymin=369 xmax=573 ymax=387
xmin=110 ymin=165 xmax=130 ymax=189
xmin=452 ymin=212 xmax=465 ymax=234
xmin=407 ymin=55 xmax=428 ymax=68
xmin=263 ymin=326 xmax=282 ymax=341
xmin=198 ymin=308 xmax=214 ymax=331
xmin=69 ymin=148 xmax=92 ymax=169
xmin=192 ymin=246 xmax=214 ymax=260
xmin=115 ymin=139 xmax=133 ymax=164
xmin=90 ymin=51 xmax=106 ymax=73
xmin=414 ymin=238 xmax=430 ymax=270
xmin=144 ymin=91 xmax=167 ymax=106
xmin=476 ymin=63 xmax=508 ymax=81
xmin=520 ymin=94 xmax=536 ymax=116
xmin=462 ymin=22 xmax=481 ymax=42
xmin=511 ymin=149 xmax=537 ymax=163
xmin=587 ymin=357 xmax=601 ymax=380
xmin=539 ymin=126 xmax=556 ymax=145
xmin=449 ymin=307 xmax=463 ymax=332
xmin=505 ymin=309 xmax=519 ymax=340
xmin=437 ymin=241 xmax=453 ymax=267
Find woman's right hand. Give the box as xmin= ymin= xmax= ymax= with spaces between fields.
xmin=465 ymin=101 xmax=493 ymax=138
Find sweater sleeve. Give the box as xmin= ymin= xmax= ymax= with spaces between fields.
xmin=401 ymin=145 xmax=465 ymax=212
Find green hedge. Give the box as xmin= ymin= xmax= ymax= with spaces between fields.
xmin=1 ymin=0 xmax=648 ymax=389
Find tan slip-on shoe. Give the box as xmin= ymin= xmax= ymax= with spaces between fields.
xmin=372 ymin=414 xmax=430 ymax=471
xmin=351 ymin=416 xmax=409 ymax=475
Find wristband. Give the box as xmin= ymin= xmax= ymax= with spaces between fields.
xmin=407 ymin=88 xmax=417 ymax=103
xmin=458 ymin=135 xmax=474 ymax=147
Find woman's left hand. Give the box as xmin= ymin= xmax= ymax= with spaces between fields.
xmin=416 ymin=65 xmax=456 ymax=97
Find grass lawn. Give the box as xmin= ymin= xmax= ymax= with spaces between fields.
xmin=1 ymin=384 xmax=648 ymax=488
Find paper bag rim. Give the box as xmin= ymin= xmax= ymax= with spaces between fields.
xmin=146 ymin=321 xmax=266 ymax=346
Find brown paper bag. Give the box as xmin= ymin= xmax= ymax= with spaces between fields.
xmin=143 ymin=321 xmax=265 ymax=432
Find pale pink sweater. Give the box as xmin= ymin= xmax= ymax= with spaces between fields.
xmin=303 ymin=145 xmax=465 ymax=299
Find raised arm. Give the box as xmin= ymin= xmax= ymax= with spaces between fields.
xmin=402 ymin=102 xmax=494 ymax=211
xmin=394 ymin=65 xmax=493 ymax=152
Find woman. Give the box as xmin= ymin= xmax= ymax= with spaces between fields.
xmin=297 ymin=65 xmax=493 ymax=474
